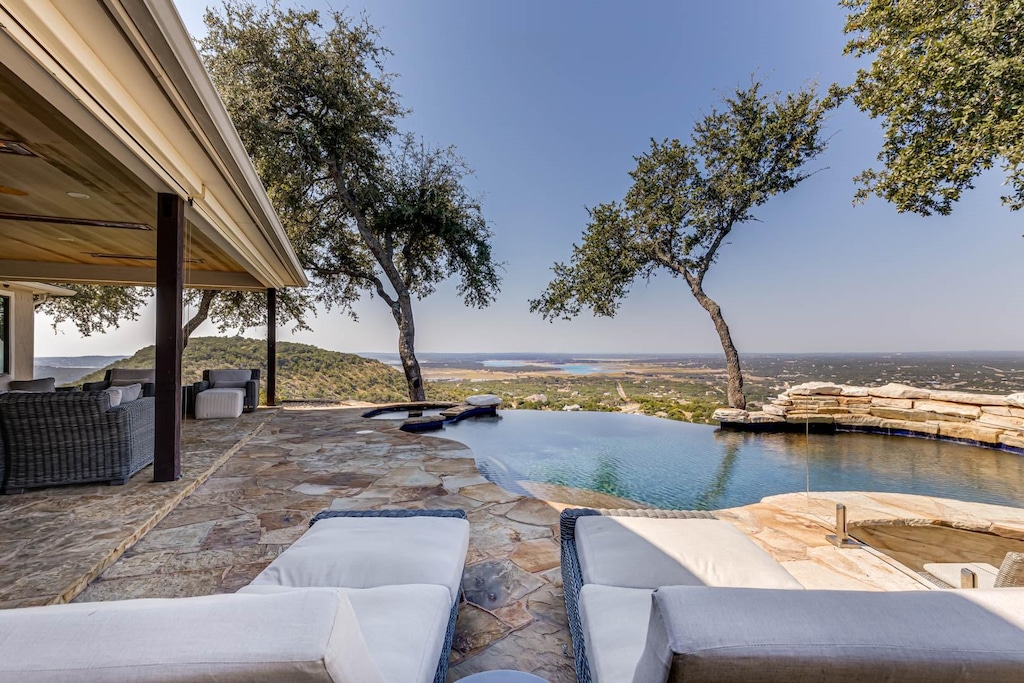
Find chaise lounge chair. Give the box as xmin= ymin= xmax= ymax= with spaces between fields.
xmin=562 ymin=508 xmax=1024 ymax=683
xmin=193 ymin=368 xmax=260 ymax=418
xmin=560 ymin=507 xmax=803 ymax=683
xmin=0 ymin=508 xmax=469 ymax=683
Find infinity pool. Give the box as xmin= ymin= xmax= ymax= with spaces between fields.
xmin=428 ymin=410 xmax=1024 ymax=510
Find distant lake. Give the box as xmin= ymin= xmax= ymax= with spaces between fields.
xmin=481 ymin=360 xmax=612 ymax=375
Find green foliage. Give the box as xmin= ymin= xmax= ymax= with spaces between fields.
xmin=35 ymin=285 xmax=152 ymax=336
xmin=531 ymin=80 xmax=831 ymax=409
xmin=531 ymin=80 xmax=830 ymax=322
xmin=839 ymin=0 xmax=1024 ymax=214
xmin=200 ymin=2 xmax=501 ymax=400
xmin=75 ymin=336 xmax=407 ymax=403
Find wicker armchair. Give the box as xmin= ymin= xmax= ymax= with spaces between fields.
xmin=0 ymin=392 xmax=155 ymax=494
xmin=82 ymin=368 xmax=156 ymax=397
xmin=193 ymin=369 xmax=260 ymax=413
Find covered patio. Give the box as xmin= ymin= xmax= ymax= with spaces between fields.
xmin=0 ymin=0 xmax=306 ymax=480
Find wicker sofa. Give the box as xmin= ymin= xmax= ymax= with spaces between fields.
xmin=0 ymin=391 xmax=155 ymax=494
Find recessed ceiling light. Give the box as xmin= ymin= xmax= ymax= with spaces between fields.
xmin=66 ymin=192 xmax=90 ymax=199
xmin=57 ymin=237 xmax=75 ymax=242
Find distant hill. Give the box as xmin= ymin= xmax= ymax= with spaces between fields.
xmin=73 ymin=337 xmax=408 ymax=403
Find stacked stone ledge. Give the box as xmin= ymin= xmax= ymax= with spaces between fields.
xmin=713 ymin=383 xmax=1024 ymax=451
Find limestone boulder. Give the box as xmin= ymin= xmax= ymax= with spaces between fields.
xmin=749 ymin=412 xmax=786 ymax=424
xmin=927 ymin=390 xmax=1008 ymax=406
xmin=713 ymin=408 xmax=750 ymax=424
xmin=868 ymin=384 xmax=930 ymax=400
xmin=977 ymin=414 xmax=1024 ymax=431
xmin=761 ymin=404 xmax=787 ymax=417
xmin=839 ymin=385 xmax=870 ymax=397
xmin=784 ymin=412 xmax=835 ymax=425
xmin=833 ymin=414 xmax=884 ymax=428
xmin=869 ymin=407 xmax=931 ymax=422
xmin=879 ymin=419 xmax=940 ymax=436
xmin=1007 ymin=393 xmax=1024 ymax=409
xmin=937 ymin=421 xmax=1003 ymax=445
xmin=999 ymin=433 xmax=1024 ymax=450
xmin=982 ymin=406 xmax=1024 ymax=418
xmin=838 ymin=396 xmax=873 ymax=405
xmin=789 ymin=382 xmax=843 ymax=396
xmin=523 ymin=394 xmax=548 ymax=404
xmin=913 ymin=400 xmax=982 ymax=420
xmin=870 ymin=397 xmax=914 ymax=409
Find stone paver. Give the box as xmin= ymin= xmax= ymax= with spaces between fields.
xmin=8 ymin=403 xmax=1024 ymax=681
xmin=0 ymin=410 xmax=271 ymax=608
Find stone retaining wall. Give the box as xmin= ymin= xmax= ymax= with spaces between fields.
xmin=713 ymin=383 xmax=1024 ymax=452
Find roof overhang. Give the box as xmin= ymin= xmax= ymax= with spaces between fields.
xmin=0 ymin=280 xmax=75 ymax=296
xmin=0 ymin=0 xmax=308 ymax=291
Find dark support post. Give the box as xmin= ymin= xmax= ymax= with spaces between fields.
xmin=267 ymin=287 xmax=277 ymax=406
xmin=154 ymin=193 xmax=184 ymax=482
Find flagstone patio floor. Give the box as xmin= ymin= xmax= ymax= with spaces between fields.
xmin=5 ymin=405 xmax=1024 ymax=681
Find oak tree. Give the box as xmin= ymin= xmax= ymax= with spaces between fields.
xmin=200 ymin=2 xmax=500 ymax=401
xmin=531 ymin=81 xmax=830 ymax=409
xmin=839 ymin=0 xmax=1024 ymax=215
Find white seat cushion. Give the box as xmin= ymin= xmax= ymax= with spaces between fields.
xmin=579 ymin=584 xmax=660 ymax=683
xmin=0 ymin=589 xmax=385 ymax=683
xmin=246 ymin=516 xmax=470 ymax=602
xmin=575 ymin=516 xmax=803 ymax=589
xmin=241 ymin=584 xmax=451 ymax=683
xmin=652 ymin=586 xmax=1024 ymax=683
xmin=195 ymin=387 xmax=244 ymax=419
xmin=466 ymin=394 xmax=501 ymax=406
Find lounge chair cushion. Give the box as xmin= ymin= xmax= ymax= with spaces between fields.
xmin=579 ymin=584 xmax=659 ymax=683
xmin=575 ymin=516 xmax=802 ymax=589
xmin=109 ymin=368 xmax=155 ymax=386
xmin=242 ymin=584 xmax=451 ymax=683
xmin=0 ymin=589 xmax=386 ymax=683
xmin=649 ymin=586 xmax=1024 ymax=682
xmin=209 ymin=369 xmax=255 ymax=388
xmin=195 ymin=388 xmax=244 ymax=419
xmin=246 ymin=516 xmax=470 ymax=601
xmin=8 ymin=378 xmax=55 ymax=392
xmin=103 ymin=387 xmax=122 ymax=407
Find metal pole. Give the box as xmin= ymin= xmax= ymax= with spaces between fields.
xmin=266 ymin=288 xmax=277 ymax=407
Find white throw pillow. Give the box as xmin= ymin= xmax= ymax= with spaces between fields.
xmin=102 ymin=387 xmax=122 ymax=407
xmin=117 ymin=383 xmax=143 ymax=403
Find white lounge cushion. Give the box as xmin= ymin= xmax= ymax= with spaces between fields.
xmin=651 ymin=586 xmax=1024 ymax=683
xmin=579 ymin=584 xmax=660 ymax=683
xmin=195 ymin=387 xmax=245 ymax=419
xmin=0 ymin=589 xmax=385 ymax=683
xmin=575 ymin=516 xmax=802 ymax=589
xmin=246 ymin=516 xmax=470 ymax=602
xmin=241 ymin=584 xmax=451 ymax=683
xmin=466 ymin=393 xmax=502 ymax=407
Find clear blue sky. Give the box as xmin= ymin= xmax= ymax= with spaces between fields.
xmin=36 ymin=0 xmax=1024 ymax=356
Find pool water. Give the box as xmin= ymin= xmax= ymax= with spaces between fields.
xmin=429 ymin=410 xmax=1024 ymax=510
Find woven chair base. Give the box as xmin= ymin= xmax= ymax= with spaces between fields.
xmin=559 ymin=507 xmax=716 ymax=683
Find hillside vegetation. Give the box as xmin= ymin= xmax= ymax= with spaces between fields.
xmin=74 ymin=337 xmax=408 ymax=403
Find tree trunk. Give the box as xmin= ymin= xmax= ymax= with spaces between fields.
xmin=689 ymin=283 xmax=746 ymax=409
xmin=395 ymin=295 xmax=425 ymax=402
xmin=182 ymin=290 xmax=216 ymax=349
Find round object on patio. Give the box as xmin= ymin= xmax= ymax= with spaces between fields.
xmin=466 ymin=394 xmax=502 ymax=407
